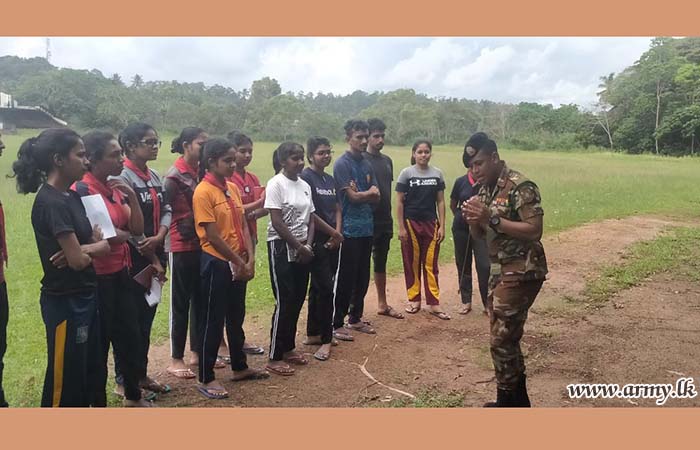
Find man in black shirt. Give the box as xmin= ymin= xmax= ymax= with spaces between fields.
xmin=364 ymin=119 xmax=403 ymax=319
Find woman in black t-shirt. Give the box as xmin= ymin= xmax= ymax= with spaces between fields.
xmin=451 ymin=133 xmax=491 ymax=315
xmin=396 ymin=139 xmax=448 ymax=320
xmin=12 ymin=128 xmax=110 ymax=407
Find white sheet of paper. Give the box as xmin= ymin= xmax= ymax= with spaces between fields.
xmin=80 ymin=194 xmax=117 ymax=239
xmin=145 ymin=277 xmax=162 ymax=307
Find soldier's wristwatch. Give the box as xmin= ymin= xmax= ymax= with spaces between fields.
xmin=489 ymin=214 xmax=501 ymax=230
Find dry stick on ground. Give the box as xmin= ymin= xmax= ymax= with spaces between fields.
xmin=334 ymin=343 xmax=416 ymax=400
xmin=474 ymin=376 xmax=497 ymax=384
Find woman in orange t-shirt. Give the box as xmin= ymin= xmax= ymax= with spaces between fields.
xmin=192 ymin=139 xmax=269 ymax=400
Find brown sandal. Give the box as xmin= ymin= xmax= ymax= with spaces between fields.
xmin=429 ymin=310 xmax=451 ymax=320
xmin=378 ymin=306 xmax=405 ymax=319
xmin=266 ymin=363 xmax=295 ymax=376
xmin=459 ymin=304 xmax=472 ymax=315
xmin=166 ymin=367 xmax=196 ymax=379
xmin=345 ymin=321 xmax=376 ymax=334
xmin=284 ymin=352 xmax=309 ymax=365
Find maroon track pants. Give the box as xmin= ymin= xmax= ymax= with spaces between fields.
xmin=401 ymin=219 xmax=441 ymax=305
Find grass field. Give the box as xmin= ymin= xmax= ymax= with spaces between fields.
xmin=1 ymin=129 xmax=700 ymax=406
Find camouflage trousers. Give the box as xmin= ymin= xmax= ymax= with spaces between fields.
xmin=488 ymin=278 xmax=544 ymax=390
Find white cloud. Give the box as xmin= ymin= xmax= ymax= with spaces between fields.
xmin=444 ymin=45 xmax=516 ymax=89
xmin=382 ymin=38 xmax=470 ymax=88
xmin=0 ymin=36 xmax=653 ymax=106
xmin=256 ymin=38 xmax=360 ymax=95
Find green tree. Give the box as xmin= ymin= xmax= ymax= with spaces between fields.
xmin=131 ymin=74 xmax=144 ymax=89
xmin=433 ymin=99 xmax=481 ymax=144
xmin=656 ymin=104 xmax=700 ymax=155
xmin=675 ymin=63 xmax=700 ymax=105
xmin=638 ymin=37 xmax=682 ymax=153
xmin=594 ymin=73 xmax=616 ymax=149
xmin=14 ymin=69 xmax=102 ymax=126
xmin=249 ymin=77 xmax=281 ymax=104
xmin=0 ymin=55 xmax=54 ymax=92
xmin=110 ymin=74 xmax=124 ymax=86
xmin=245 ymin=94 xmax=307 ymax=141
xmin=92 ymin=83 xmax=133 ymax=130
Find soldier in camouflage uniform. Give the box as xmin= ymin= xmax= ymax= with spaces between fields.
xmin=462 ymin=137 xmax=547 ymax=407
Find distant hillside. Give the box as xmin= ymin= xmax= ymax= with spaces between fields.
xmin=3 ymin=38 xmax=700 ymax=154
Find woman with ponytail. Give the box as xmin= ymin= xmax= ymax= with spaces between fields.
xmin=12 ymin=128 xmax=110 ymax=407
xmin=193 ymin=138 xmax=268 ymax=400
xmin=73 ymin=131 xmax=151 ymax=407
xmin=396 ymin=139 xmax=449 ymax=320
xmin=116 ymin=123 xmax=170 ymax=397
xmin=163 ymin=127 xmax=211 ymax=379
xmin=224 ymin=131 xmax=266 ymax=357
xmin=264 ymin=142 xmax=315 ymax=376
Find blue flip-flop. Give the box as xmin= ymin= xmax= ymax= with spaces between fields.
xmin=242 ymin=345 xmax=265 ymax=355
xmin=197 ymin=385 xmax=229 ymax=400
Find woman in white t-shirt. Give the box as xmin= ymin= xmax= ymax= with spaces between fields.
xmin=264 ymin=142 xmax=316 ymax=376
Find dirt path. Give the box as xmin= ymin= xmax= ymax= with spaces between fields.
xmin=145 ymin=215 xmax=700 ymax=407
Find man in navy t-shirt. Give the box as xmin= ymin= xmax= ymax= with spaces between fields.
xmin=332 ymin=120 xmax=380 ymax=340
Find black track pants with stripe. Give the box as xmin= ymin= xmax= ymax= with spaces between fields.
xmin=40 ymin=290 xmax=101 ymax=407
xmin=197 ymin=252 xmax=248 ymax=384
xmin=268 ymin=240 xmax=310 ymax=361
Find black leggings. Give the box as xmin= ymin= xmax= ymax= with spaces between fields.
xmin=114 ymin=277 xmax=158 ymax=384
xmin=307 ymin=238 xmax=339 ymax=344
xmin=94 ymin=269 xmax=144 ymax=404
xmin=453 ymin=227 xmax=490 ymax=308
xmin=169 ymin=251 xmax=201 ymax=359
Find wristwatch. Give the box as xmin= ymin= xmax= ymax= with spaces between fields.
xmin=489 ymin=214 xmax=501 ymax=230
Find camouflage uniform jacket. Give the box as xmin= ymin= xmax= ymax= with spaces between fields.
xmin=476 ymin=163 xmax=548 ymax=288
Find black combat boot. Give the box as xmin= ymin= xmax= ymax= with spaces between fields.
xmin=483 ymin=387 xmax=517 ymax=407
xmin=515 ymin=375 xmax=531 ymax=407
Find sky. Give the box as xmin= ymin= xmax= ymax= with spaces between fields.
xmin=0 ymin=37 xmax=653 ymax=108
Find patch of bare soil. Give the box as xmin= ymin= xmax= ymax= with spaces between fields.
xmin=142 ymin=215 xmax=699 ymax=407
xmin=530 ymin=274 xmax=700 ymax=407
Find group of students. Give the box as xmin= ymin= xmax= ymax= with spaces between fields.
xmin=0 ymin=116 xmax=545 ymax=407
